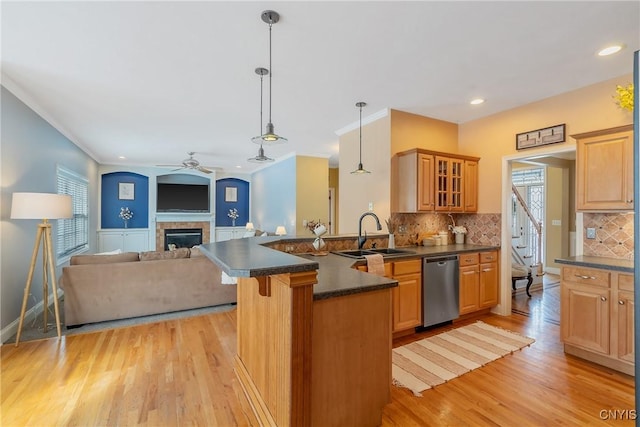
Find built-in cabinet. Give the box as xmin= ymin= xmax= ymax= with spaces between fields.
xmin=97 ymin=229 xmax=149 ymax=253
xmin=391 ymin=148 xmax=479 ymax=213
xmin=357 ymin=259 xmax=422 ymax=335
xmin=560 ymin=265 xmax=634 ymax=375
xmin=215 ymin=226 xmax=247 ymax=242
xmin=459 ymin=251 xmax=499 ymax=315
xmin=574 ymin=125 xmax=634 ymax=211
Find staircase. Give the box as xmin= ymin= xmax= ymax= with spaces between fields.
xmin=511 ymin=184 xmax=544 ymax=282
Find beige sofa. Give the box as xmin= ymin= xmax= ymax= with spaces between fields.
xmin=60 ymin=247 xmax=237 ymax=327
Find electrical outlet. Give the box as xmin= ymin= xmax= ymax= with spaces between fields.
xmin=285 ymin=245 xmax=295 ymax=253
xmin=398 ymin=225 xmax=407 ymax=234
xmin=586 ymin=228 xmax=596 ymax=239
xmin=551 ymin=219 xmax=561 ymax=226
xmin=368 ymin=202 xmax=374 ymax=211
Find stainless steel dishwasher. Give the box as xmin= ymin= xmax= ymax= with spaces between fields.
xmin=423 ymin=255 xmax=459 ymax=327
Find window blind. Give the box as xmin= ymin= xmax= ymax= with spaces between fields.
xmin=56 ymin=166 xmax=88 ymax=258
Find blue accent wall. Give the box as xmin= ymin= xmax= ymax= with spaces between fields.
xmin=215 ymin=178 xmax=249 ymax=226
xmin=101 ymin=172 xmax=149 ymax=228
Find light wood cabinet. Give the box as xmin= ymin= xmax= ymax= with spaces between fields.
xmin=356 ymin=259 xmax=421 ymax=334
xmin=560 ymin=266 xmax=634 ymax=375
xmin=459 ymin=251 xmax=499 ymax=315
xmin=574 ymin=125 xmax=633 ymax=211
xmin=391 ymin=149 xmax=479 ymax=213
xmin=391 ymin=259 xmax=422 ymax=333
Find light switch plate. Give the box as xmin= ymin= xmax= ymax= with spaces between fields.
xmin=551 ymin=219 xmax=561 ymax=226
xmin=586 ymin=228 xmax=596 ymax=239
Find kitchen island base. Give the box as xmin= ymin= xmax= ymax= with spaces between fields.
xmin=235 ymin=272 xmax=392 ymax=427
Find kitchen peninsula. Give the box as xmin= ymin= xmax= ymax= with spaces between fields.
xmin=200 ymin=236 xmax=398 ymax=427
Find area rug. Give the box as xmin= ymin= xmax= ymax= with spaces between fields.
xmin=392 ymin=321 xmax=534 ymax=396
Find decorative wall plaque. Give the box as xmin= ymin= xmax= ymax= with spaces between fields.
xmin=516 ymin=124 xmax=565 ymax=150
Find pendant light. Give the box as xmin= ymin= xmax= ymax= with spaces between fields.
xmin=252 ymin=10 xmax=287 ymax=145
xmin=351 ymin=101 xmax=371 ymax=174
xmin=248 ymin=67 xmax=274 ymax=163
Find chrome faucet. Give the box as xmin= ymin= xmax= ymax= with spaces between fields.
xmin=358 ymin=212 xmax=382 ymax=249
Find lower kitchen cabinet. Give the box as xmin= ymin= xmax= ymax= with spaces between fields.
xmin=356 ymin=259 xmax=421 ymax=334
xmin=97 ymin=229 xmax=149 ymax=253
xmin=459 ymin=251 xmax=499 ymax=315
xmin=391 ymin=259 xmax=422 ymax=333
xmin=560 ymin=265 xmax=634 ymax=375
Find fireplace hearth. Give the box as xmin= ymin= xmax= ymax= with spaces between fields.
xmin=164 ymin=228 xmax=203 ymax=250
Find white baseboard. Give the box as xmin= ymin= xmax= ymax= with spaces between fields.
xmin=0 ymin=290 xmax=64 ymax=345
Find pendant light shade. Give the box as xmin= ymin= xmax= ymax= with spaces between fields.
xmin=252 ymin=10 xmax=287 ymax=145
xmin=351 ymin=101 xmax=371 ymax=174
xmin=249 ymin=67 xmax=274 ymax=163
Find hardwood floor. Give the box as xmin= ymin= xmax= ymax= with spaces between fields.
xmin=2 ymin=308 xmax=635 ymax=426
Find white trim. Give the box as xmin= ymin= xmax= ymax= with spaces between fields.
xmin=500 ymin=144 xmax=576 ymax=316
xmin=1 ymin=290 xmax=64 ymax=345
xmin=1 ymin=73 xmax=100 ymax=162
xmin=334 ymin=108 xmax=390 ymax=136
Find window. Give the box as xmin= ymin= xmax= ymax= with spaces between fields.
xmin=56 ymin=166 xmax=88 ymax=260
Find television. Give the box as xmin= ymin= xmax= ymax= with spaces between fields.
xmin=157 ymin=174 xmax=210 ymax=213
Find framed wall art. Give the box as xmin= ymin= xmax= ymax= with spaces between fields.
xmin=516 ymin=124 xmax=566 ymax=150
xmin=118 ymin=182 xmax=135 ymax=200
xmin=225 ymin=186 xmax=238 ymax=202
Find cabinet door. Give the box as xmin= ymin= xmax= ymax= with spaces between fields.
xmin=576 ymin=128 xmax=633 ymax=211
xmin=463 ymin=160 xmax=478 ymax=212
xmin=123 ymin=231 xmax=149 ymax=252
xmin=417 ymin=153 xmax=435 ymax=211
xmin=616 ymin=290 xmax=634 ymax=363
xmin=392 ymin=273 xmax=422 ymax=332
xmin=435 ymin=157 xmax=464 ymax=212
xmin=98 ymin=232 xmax=123 ymax=253
xmin=561 ymin=283 xmax=610 ymax=355
xmin=479 ymin=262 xmax=499 ymax=308
xmin=459 ymin=265 xmax=479 ymax=315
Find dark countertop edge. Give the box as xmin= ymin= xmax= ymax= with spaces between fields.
xmin=555 ymin=256 xmax=634 ymax=273
xmin=313 ymin=281 xmax=398 ymax=301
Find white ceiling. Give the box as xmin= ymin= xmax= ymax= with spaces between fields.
xmin=2 ymin=1 xmax=638 ymax=173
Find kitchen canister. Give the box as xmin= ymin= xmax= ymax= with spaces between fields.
xmin=438 ymin=231 xmax=448 ymax=245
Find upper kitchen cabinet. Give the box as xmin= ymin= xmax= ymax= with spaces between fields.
xmin=574 ymin=125 xmax=633 ymax=211
xmin=391 ymin=148 xmax=479 ymax=213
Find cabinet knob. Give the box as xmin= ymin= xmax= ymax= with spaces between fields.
xmin=619 ymin=300 xmax=625 ymax=305
xmin=600 ymin=296 xmax=607 ymax=302
xmin=626 ymin=200 xmax=633 ymax=203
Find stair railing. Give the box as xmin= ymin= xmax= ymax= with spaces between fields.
xmin=511 ymin=184 xmax=544 ymax=276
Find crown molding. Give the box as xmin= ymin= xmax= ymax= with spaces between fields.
xmin=1 ymin=72 xmax=100 ymax=162
xmin=334 ymin=108 xmax=389 ymax=136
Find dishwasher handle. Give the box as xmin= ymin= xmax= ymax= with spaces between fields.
xmin=424 ymin=255 xmax=459 ymax=264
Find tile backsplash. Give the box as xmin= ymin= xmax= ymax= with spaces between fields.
xmin=389 ymin=213 xmax=501 ymax=247
xmin=583 ymin=212 xmax=634 ymax=260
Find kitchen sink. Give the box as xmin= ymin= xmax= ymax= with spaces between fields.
xmin=331 ymin=248 xmax=416 ymax=259
xmin=367 ymin=248 xmax=416 ymax=256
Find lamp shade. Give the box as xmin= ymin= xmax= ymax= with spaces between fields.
xmin=246 ymin=222 xmax=254 ymax=230
xmin=11 ymin=193 xmax=73 ymax=220
xmin=275 ymin=225 xmax=287 ymax=236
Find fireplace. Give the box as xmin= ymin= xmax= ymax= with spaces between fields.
xmin=164 ymin=228 xmax=203 ymax=250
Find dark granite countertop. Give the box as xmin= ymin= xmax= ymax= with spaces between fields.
xmin=200 ymin=238 xmax=500 ymax=300
xmin=555 ymin=256 xmax=634 ymax=273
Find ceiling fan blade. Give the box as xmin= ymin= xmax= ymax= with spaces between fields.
xmin=196 ymin=166 xmax=213 ymax=174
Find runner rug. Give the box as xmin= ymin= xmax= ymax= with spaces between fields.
xmin=392 ymin=321 xmax=535 ymax=396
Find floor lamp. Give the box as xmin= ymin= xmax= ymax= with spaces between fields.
xmin=11 ymin=192 xmax=72 ymax=346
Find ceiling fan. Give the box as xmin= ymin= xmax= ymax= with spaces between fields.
xmin=157 ymin=152 xmax=219 ymax=174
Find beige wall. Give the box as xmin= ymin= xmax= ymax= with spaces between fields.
xmin=390 ymin=109 xmax=458 ymax=154
xmin=545 ymin=166 xmax=567 ymax=269
xmin=329 ymin=168 xmax=339 ymax=234
xmin=459 ymin=74 xmax=634 ymax=213
xmin=339 ymin=114 xmax=391 ymax=234
xmin=296 ymin=156 xmax=329 ymax=236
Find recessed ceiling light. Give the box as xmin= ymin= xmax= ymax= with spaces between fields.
xmin=470 ymin=98 xmax=485 ymax=105
xmin=118 ymin=156 xmax=126 ymax=159
xmin=236 ymin=165 xmax=242 ymax=169
xmin=598 ymin=45 xmax=623 ymax=56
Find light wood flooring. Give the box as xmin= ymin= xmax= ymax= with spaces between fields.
xmin=2 ymin=307 xmax=635 ymax=426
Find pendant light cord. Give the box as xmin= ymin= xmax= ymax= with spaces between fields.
xmin=268 ymin=20 xmax=273 ymax=125
xmin=359 ymin=103 xmax=363 ymax=164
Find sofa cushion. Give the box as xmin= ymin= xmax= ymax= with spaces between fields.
xmin=71 ymin=252 xmax=140 ymax=265
xmin=139 ymin=247 xmax=190 ymax=261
